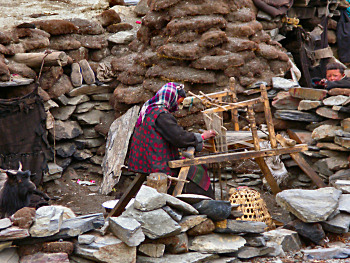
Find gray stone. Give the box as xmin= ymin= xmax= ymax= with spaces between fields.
xmin=69 ymin=84 xmax=114 ymax=97
xmin=302 ymin=247 xmax=350 ymax=260
xmin=55 ymin=142 xmax=77 ymax=158
xmin=162 ymin=206 xmax=183 ymax=222
xmin=274 ymin=110 xmax=323 ymax=122
xmin=0 ymin=219 xmax=11 ymax=230
xmin=122 ymin=206 xmax=181 ymax=239
xmin=189 ymin=233 xmax=246 ymax=253
xmin=44 ymin=99 xmax=59 ymax=111
xmin=67 ymin=95 xmax=90 ymax=105
xmin=78 ymin=234 xmax=96 ymax=245
xmin=333 ymin=180 xmax=350 ymax=194
xmin=236 ymin=246 xmax=275 ymax=259
xmin=276 ymin=187 xmax=342 ymax=222
xmin=329 ymin=169 xmax=350 ymax=183
xmin=265 ymin=241 xmax=285 ymax=257
xmin=91 ymin=93 xmax=112 ymax=101
xmin=75 ymin=102 xmax=96 ymax=114
xmin=82 ymin=127 xmax=101 ymax=139
xmin=272 ymin=77 xmax=300 ymax=91
xmin=162 ymin=194 xmax=199 ymax=215
xmin=109 ymin=216 xmax=145 ymax=247
xmin=134 ymin=185 xmax=166 ymax=212
xmin=338 ymin=194 xmax=350 ymax=213
xmin=75 ymin=138 xmax=105 ymax=149
xmin=75 ymin=233 xmax=136 ymax=263
xmin=176 ymin=194 xmax=213 ymax=204
xmin=94 ymin=102 xmax=113 ymax=111
xmin=108 ymin=31 xmax=135 ymax=44
xmin=75 ymin=110 xmax=105 ymax=125
xmin=215 ymin=220 xmax=267 ymax=234
xmin=321 ymin=213 xmax=350 ymax=234
xmin=0 ymin=227 xmax=29 ymax=241
xmin=237 ymin=173 xmax=261 ymax=179
xmin=49 ymin=120 xmax=83 ymax=140
xmin=179 ymin=215 xmax=207 ymax=233
xmin=244 ymin=235 xmax=266 ymax=247
xmin=29 ymin=206 xmax=64 ymax=237
xmin=311 ymin=125 xmax=340 ymax=141
xmin=20 ymin=252 xmax=69 ymax=262
xmin=323 ymin=95 xmax=349 ymax=106
xmin=56 ymin=94 xmax=69 ymax=105
xmin=90 ymin=155 xmax=103 ymax=165
xmin=298 ymin=100 xmax=322 ymax=111
xmin=137 ymin=252 xmax=217 ymax=263
xmin=138 ymin=244 xmax=165 ymax=258
xmin=73 ymin=149 xmax=93 ymax=161
xmin=0 ymin=248 xmax=19 ymax=263
xmin=51 ymin=105 xmax=76 ymax=120
xmin=43 ymin=163 xmax=63 ymax=182
xmin=263 ymin=229 xmax=301 ymax=252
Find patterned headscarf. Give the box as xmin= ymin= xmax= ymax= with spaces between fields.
xmin=136 ymin=82 xmax=185 ymax=127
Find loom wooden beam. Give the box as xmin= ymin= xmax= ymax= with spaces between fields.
xmin=202 ymin=97 xmax=264 ymax=114
xmin=168 ymin=144 xmax=308 ymax=168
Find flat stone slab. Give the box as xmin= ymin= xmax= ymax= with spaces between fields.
xmin=215 ymin=220 xmax=267 ymax=234
xmin=179 ymin=215 xmax=207 ymax=233
xmin=176 ymin=194 xmax=213 ymax=204
xmin=289 ymin=87 xmax=328 ymax=100
xmin=137 ymin=252 xmax=217 ymax=263
xmin=316 ymin=142 xmax=350 ymax=151
xmin=189 ymin=233 xmax=246 ymax=253
xmin=0 ymin=77 xmax=34 ymax=87
xmin=272 ymin=77 xmax=300 ymax=91
xmin=321 ymin=213 xmax=350 ymax=234
xmin=276 ymin=187 xmax=342 ymax=223
xmin=298 ymin=100 xmax=322 ymax=111
xmin=335 ymin=136 xmax=350 ymax=149
xmin=162 ymin=194 xmax=199 ymax=215
xmin=338 ymin=194 xmax=350 ymax=213
xmin=0 ymin=227 xmax=29 ymax=241
xmin=316 ymin=107 xmax=348 ymax=120
xmin=311 ymin=124 xmax=340 ymax=141
xmin=263 ymin=228 xmax=301 ymax=252
xmin=109 ymin=216 xmax=145 ymax=247
xmin=134 ymin=186 xmax=166 ymax=212
xmin=274 ymin=110 xmax=323 ymax=122
xmin=323 ymin=95 xmax=349 ymax=106
xmin=333 ymin=180 xmax=350 ymax=194
xmin=68 ymin=84 xmax=114 ymax=96
xmin=328 ymin=88 xmax=350 ymax=96
xmin=302 ymin=247 xmax=350 ymax=260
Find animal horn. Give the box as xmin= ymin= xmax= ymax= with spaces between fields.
xmin=18 ymin=162 xmax=22 ymax=171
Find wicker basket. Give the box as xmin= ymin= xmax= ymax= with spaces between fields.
xmin=229 ymin=187 xmax=275 ymax=230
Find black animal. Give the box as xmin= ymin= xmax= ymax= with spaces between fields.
xmin=0 ymin=163 xmax=50 ymax=218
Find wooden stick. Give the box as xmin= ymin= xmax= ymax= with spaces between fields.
xmin=203 ymin=97 xmax=264 ymax=114
xmin=229 ymin=77 xmax=240 ymax=131
xmin=13 ymin=52 xmax=69 ymax=68
xmin=167 ymin=176 xmax=189 ymax=183
xmin=260 ymin=84 xmax=277 ymax=149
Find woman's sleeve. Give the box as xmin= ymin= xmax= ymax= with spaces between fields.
xmin=155 ymin=112 xmax=203 ymax=151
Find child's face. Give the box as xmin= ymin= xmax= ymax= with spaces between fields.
xmin=326 ymin=69 xmax=344 ymax=81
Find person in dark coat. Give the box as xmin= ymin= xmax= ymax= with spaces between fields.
xmin=313 ymin=62 xmax=350 ymax=90
xmin=128 ymin=82 xmax=216 ymax=197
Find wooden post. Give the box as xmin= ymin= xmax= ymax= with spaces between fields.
xmin=147 ymin=173 xmax=168 ymax=193
xmin=229 ymin=77 xmax=240 ymax=131
xmin=172 ymin=167 xmax=190 ymax=196
xmin=107 ymin=173 xmax=147 ymax=218
xmin=260 ymin=84 xmax=277 ymax=149
xmin=247 ymin=106 xmax=281 ymax=194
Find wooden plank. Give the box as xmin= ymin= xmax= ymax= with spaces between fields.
xmin=229 ymin=77 xmax=240 ymax=131
xmin=183 ymin=91 xmax=230 ymax=107
xmin=290 ymin=152 xmax=326 ymax=188
xmin=255 ymin=157 xmax=281 ymax=194
xmin=260 ymin=84 xmax=277 ymax=149
xmin=172 ymin=166 xmax=190 ymax=196
xmin=100 ymin=105 xmax=140 ymax=195
xmin=107 ymin=173 xmax=147 ymax=218
xmin=168 ymin=144 xmax=308 ymax=168
xmin=202 ymin=97 xmax=263 ymax=114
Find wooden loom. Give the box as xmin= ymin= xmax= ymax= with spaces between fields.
xmin=107 ymin=78 xmax=326 ymax=218
xmin=170 ymin=78 xmax=326 ymax=196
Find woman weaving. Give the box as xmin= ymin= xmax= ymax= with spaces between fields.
xmin=128 ymin=82 xmax=216 ymax=198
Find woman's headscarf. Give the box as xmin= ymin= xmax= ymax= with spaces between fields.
xmin=136 ymin=82 xmax=185 ymax=127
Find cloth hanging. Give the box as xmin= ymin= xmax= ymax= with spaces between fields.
xmin=0 ymin=87 xmax=52 ymax=186
xmin=337 ymin=9 xmax=350 ymax=63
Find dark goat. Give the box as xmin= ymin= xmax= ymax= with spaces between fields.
xmin=0 ymin=163 xmax=50 ymax=218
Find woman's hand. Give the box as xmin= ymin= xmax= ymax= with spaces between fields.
xmin=201 ymin=130 xmax=217 ymax=140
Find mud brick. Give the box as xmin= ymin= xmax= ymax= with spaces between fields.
xmin=168 ymin=0 xmax=230 ymax=17
xmin=226 ymin=8 xmax=256 ymax=22
xmin=157 ymin=42 xmax=205 ymax=60
xmin=118 ymin=71 xmax=144 ymax=85
xmin=96 ymin=9 xmax=121 ymax=27
xmin=22 ymin=37 xmax=50 ymax=51
xmin=166 ymin=16 xmax=227 ymax=35
xmin=77 ymin=35 xmax=108 ymax=49
xmin=49 ymin=35 xmax=81 ymax=51
xmin=226 ymin=21 xmax=262 ymax=38
xmin=0 ymin=31 xmax=12 ymax=45
xmin=113 ymin=83 xmax=152 ymax=104
xmin=0 ymin=44 xmax=14 ymax=55
xmin=107 ymin=23 xmax=133 ymax=33
xmin=142 ymin=11 xmax=170 ymax=30
xmin=148 ymin=0 xmax=181 ymax=11
xmin=335 ymin=136 xmax=350 ymax=149
xmin=66 ymin=18 xmax=104 ymax=35
xmin=316 ymin=107 xmax=348 ymax=120
xmin=223 ymin=37 xmax=258 ymax=52
xmin=328 ymin=88 xmax=350 ymax=96
xmin=269 ymin=60 xmax=291 ymax=75
xmin=191 ymin=54 xmax=244 ymax=70
xmin=289 ymin=87 xmax=328 ymax=100
xmin=33 ymin=19 xmax=78 ymax=35
xmin=168 ymin=31 xmax=199 ymax=43
xmin=342 ymin=118 xmax=350 ymax=132
xmin=198 ymin=30 xmax=227 ymax=47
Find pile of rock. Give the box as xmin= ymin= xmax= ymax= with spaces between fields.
xmin=0 ymin=186 xmax=303 ymax=262
xmin=0 ymin=6 xmax=143 ymax=180
xmin=111 ymin=0 xmax=292 ymax=128
xmin=271 ymin=86 xmax=350 ymax=185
